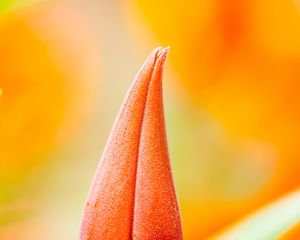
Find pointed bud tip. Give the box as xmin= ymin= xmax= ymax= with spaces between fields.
xmin=157 ymin=46 xmax=170 ymax=56
xmin=155 ymin=46 xmax=170 ymax=67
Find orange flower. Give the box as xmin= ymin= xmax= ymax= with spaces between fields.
xmin=80 ymin=47 xmax=182 ymax=239
xmin=126 ymin=0 xmax=300 ymax=237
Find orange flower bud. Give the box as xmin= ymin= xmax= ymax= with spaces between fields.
xmin=80 ymin=47 xmax=182 ymax=239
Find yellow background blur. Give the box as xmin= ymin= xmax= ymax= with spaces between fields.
xmin=1 ymin=0 xmax=300 ymax=239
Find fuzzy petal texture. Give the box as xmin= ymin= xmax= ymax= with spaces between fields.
xmin=80 ymin=47 xmax=182 ymax=240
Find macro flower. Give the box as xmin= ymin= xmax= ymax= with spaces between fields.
xmin=126 ymin=0 xmax=300 ymax=237
xmin=3 ymin=1 xmax=300 ymax=239
xmin=80 ymin=47 xmax=182 ymax=239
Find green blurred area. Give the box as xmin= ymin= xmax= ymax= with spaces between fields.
xmin=0 ymin=0 xmax=43 ymax=13
xmin=0 ymin=0 xmax=19 ymax=12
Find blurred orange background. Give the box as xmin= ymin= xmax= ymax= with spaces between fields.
xmin=1 ymin=0 xmax=300 ymax=239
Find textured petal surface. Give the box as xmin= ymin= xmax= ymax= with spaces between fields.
xmin=133 ymin=49 xmax=182 ymax=239
xmin=80 ymin=47 xmax=182 ymax=239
